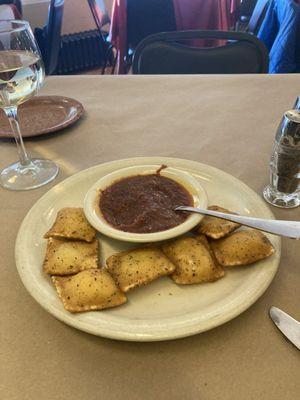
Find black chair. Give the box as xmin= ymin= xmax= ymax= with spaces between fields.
xmin=122 ymin=0 xmax=176 ymax=72
xmin=35 ymin=0 xmax=64 ymax=75
xmin=127 ymin=0 xmax=176 ymax=49
xmin=132 ymin=30 xmax=269 ymax=74
xmin=87 ymin=0 xmax=115 ymax=74
xmin=235 ymin=0 xmax=257 ymax=30
xmin=236 ymin=0 xmax=270 ymax=34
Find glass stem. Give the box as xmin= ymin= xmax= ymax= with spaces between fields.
xmin=4 ymin=105 xmax=32 ymax=167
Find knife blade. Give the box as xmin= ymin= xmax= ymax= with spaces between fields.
xmin=269 ymin=306 xmax=300 ymax=350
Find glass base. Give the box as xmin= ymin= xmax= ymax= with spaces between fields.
xmin=263 ymin=185 xmax=300 ymax=209
xmin=0 ymin=159 xmax=59 ymax=191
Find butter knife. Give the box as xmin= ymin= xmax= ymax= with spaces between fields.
xmin=269 ymin=306 xmax=300 ymax=350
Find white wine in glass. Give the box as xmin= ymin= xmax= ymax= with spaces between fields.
xmin=0 ymin=20 xmax=59 ymax=190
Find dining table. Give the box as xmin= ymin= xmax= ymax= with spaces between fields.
xmin=1 ymin=73 xmax=300 ymax=400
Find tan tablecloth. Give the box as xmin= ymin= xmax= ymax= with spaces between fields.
xmin=1 ymin=75 xmax=299 ymax=400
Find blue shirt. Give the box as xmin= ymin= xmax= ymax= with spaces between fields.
xmin=258 ymin=0 xmax=300 ymax=73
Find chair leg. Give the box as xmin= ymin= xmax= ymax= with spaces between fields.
xmin=111 ymin=52 xmax=117 ymax=74
xmin=108 ymin=46 xmax=117 ymax=75
xmin=101 ymin=56 xmax=108 ymax=74
xmin=101 ymin=45 xmax=117 ymax=75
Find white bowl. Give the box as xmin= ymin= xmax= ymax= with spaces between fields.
xmin=84 ymin=165 xmax=208 ymax=243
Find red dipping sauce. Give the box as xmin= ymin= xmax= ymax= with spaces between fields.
xmin=99 ymin=174 xmax=193 ymax=233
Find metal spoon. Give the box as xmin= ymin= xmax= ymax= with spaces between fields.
xmin=175 ymin=206 xmax=300 ymax=239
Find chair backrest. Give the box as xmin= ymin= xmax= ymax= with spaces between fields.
xmin=44 ymin=0 xmax=64 ymax=74
xmin=132 ymin=30 xmax=269 ymax=74
xmin=247 ymin=0 xmax=270 ymax=34
xmin=87 ymin=0 xmax=110 ymax=30
xmin=239 ymin=0 xmax=258 ymax=17
xmin=127 ymin=0 xmax=176 ymax=49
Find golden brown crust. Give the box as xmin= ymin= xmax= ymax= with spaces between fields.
xmin=210 ymin=229 xmax=275 ymax=267
xmin=106 ymin=247 xmax=176 ymax=292
xmin=196 ymin=205 xmax=241 ymax=239
xmin=52 ymin=269 xmax=127 ymax=313
xmin=43 ymin=238 xmax=99 ymax=275
xmin=44 ymin=208 xmax=96 ymax=242
xmin=162 ymin=236 xmax=225 ymax=285
xmin=195 ymin=235 xmax=225 ymax=279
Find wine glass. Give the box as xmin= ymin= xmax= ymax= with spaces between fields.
xmin=0 ymin=20 xmax=59 ymax=190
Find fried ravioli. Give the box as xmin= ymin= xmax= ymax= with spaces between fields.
xmin=197 ymin=205 xmax=241 ymax=239
xmin=196 ymin=234 xmax=224 ymax=270
xmin=162 ymin=236 xmax=225 ymax=285
xmin=52 ymin=269 xmax=127 ymax=313
xmin=210 ymin=229 xmax=275 ymax=267
xmin=43 ymin=238 xmax=99 ymax=275
xmin=44 ymin=207 xmax=96 ymax=242
xmin=106 ymin=247 xmax=176 ymax=292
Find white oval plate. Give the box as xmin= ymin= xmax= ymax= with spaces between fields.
xmin=15 ymin=157 xmax=281 ymax=341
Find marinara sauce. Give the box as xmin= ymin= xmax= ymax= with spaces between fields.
xmin=99 ymin=174 xmax=193 ymax=233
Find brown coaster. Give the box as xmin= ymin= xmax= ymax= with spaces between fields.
xmin=0 ymin=95 xmax=84 ymax=138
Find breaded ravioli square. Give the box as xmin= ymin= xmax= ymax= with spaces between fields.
xmin=197 ymin=205 xmax=241 ymax=239
xmin=210 ymin=229 xmax=275 ymax=267
xmin=196 ymin=234 xmax=224 ymax=270
xmin=162 ymin=236 xmax=225 ymax=285
xmin=52 ymin=269 xmax=127 ymax=313
xmin=44 ymin=208 xmax=96 ymax=242
xmin=43 ymin=238 xmax=99 ymax=275
xmin=106 ymin=247 xmax=176 ymax=292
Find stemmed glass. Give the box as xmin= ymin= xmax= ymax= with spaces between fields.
xmin=0 ymin=20 xmax=59 ymax=190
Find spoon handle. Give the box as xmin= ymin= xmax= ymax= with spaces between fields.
xmin=175 ymin=206 xmax=300 ymax=239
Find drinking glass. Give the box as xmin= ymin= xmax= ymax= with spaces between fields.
xmin=0 ymin=20 xmax=59 ymax=190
